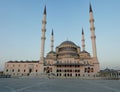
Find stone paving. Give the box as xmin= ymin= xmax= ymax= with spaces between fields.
xmin=0 ymin=78 xmax=120 ymax=92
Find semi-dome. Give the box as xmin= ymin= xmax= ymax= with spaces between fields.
xmin=47 ymin=51 xmax=56 ymax=54
xmin=81 ymin=50 xmax=89 ymax=54
xmin=57 ymin=41 xmax=80 ymax=58
xmin=46 ymin=51 xmax=56 ymax=59
xmin=80 ymin=50 xmax=91 ymax=59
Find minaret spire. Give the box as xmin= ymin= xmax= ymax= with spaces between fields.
xmin=52 ymin=29 xmax=54 ymax=36
xmin=89 ymin=3 xmax=97 ymax=59
xmin=82 ymin=28 xmax=84 ymax=35
xmin=51 ymin=29 xmax=54 ymax=51
xmin=40 ymin=6 xmax=47 ymax=63
xmin=89 ymin=3 xmax=93 ymax=12
xmin=44 ymin=5 xmax=46 ymax=15
xmin=82 ymin=28 xmax=85 ymax=51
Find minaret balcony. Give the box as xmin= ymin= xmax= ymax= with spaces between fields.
xmin=42 ymin=29 xmax=46 ymax=32
xmin=91 ymin=36 xmax=96 ymax=39
xmin=89 ymin=19 xmax=94 ymax=23
xmin=41 ymin=37 xmax=46 ymax=40
xmin=90 ymin=27 xmax=95 ymax=31
xmin=42 ymin=20 xmax=47 ymax=24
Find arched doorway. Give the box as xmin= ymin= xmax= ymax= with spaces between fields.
xmin=27 ymin=68 xmax=32 ymax=76
xmin=29 ymin=68 xmax=32 ymax=73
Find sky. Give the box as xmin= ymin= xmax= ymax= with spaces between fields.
xmin=0 ymin=0 xmax=120 ymax=71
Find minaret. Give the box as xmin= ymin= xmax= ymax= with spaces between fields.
xmin=82 ymin=28 xmax=85 ymax=51
xmin=89 ymin=3 xmax=97 ymax=59
xmin=40 ymin=6 xmax=47 ymax=63
xmin=51 ymin=29 xmax=54 ymax=51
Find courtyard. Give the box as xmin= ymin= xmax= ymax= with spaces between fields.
xmin=0 ymin=78 xmax=120 ymax=92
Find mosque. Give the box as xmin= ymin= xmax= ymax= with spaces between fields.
xmin=4 ymin=4 xmax=100 ymax=78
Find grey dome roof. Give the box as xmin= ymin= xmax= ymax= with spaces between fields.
xmin=60 ymin=41 xmax=77 ymax=47
xmin=57 ymin=41 xmax=79 ymax=58
xmin=59 ymin=41 xmax=78 ymax=48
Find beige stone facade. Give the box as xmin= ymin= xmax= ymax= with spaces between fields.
xmin=4 ymin=4 xmax=100 ymax=78
xmin=4 ymin=41 xmax=99 ymax=77
xmin=4 ymin=61 xmax=39 ymax=76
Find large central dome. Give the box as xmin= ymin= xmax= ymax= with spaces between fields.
xmin=59 ymin=41 xmax=77 ymax=47
xmin=57 ymin=41 xmax=80 ymax=58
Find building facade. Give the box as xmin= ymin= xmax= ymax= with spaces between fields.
xmin=4 ymin=4 xmax=100 ymax=78
xmin=99 ymin=69 xmax=120 ymax=79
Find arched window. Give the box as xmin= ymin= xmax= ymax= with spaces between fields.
xmin=78 ymin=74 xmax=80 ymax=76
xmin=64 ymin=74 xmax=66 ymax=76
xmin=84 ymin=68 xmax=87 ymax=72
xmin=12 ymin=69 xmax=14 ymax=72
xmin=91 ymin=68 xmax=94 ymax=72
xmin=36 ymin=70 xmax=38 ymax=72
xmin=18 ymin=69 xmax=20 ymax=72
xmin=67 ymin=70 xmax=69 ymax=72
xmin=88 ymin=67 xmax=90 ymax=73
xmin=67 ymin=74 xmax=69 ymax=76
xmin=59 ymin=70 xmax=61 ymax=72
xmin=56 ymin=69 xmax=59 ymax=72
xmin=6 ymin=69 xmax=8 ymax=72
xmin=76 ymin=74 xmax=77 ymax=77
